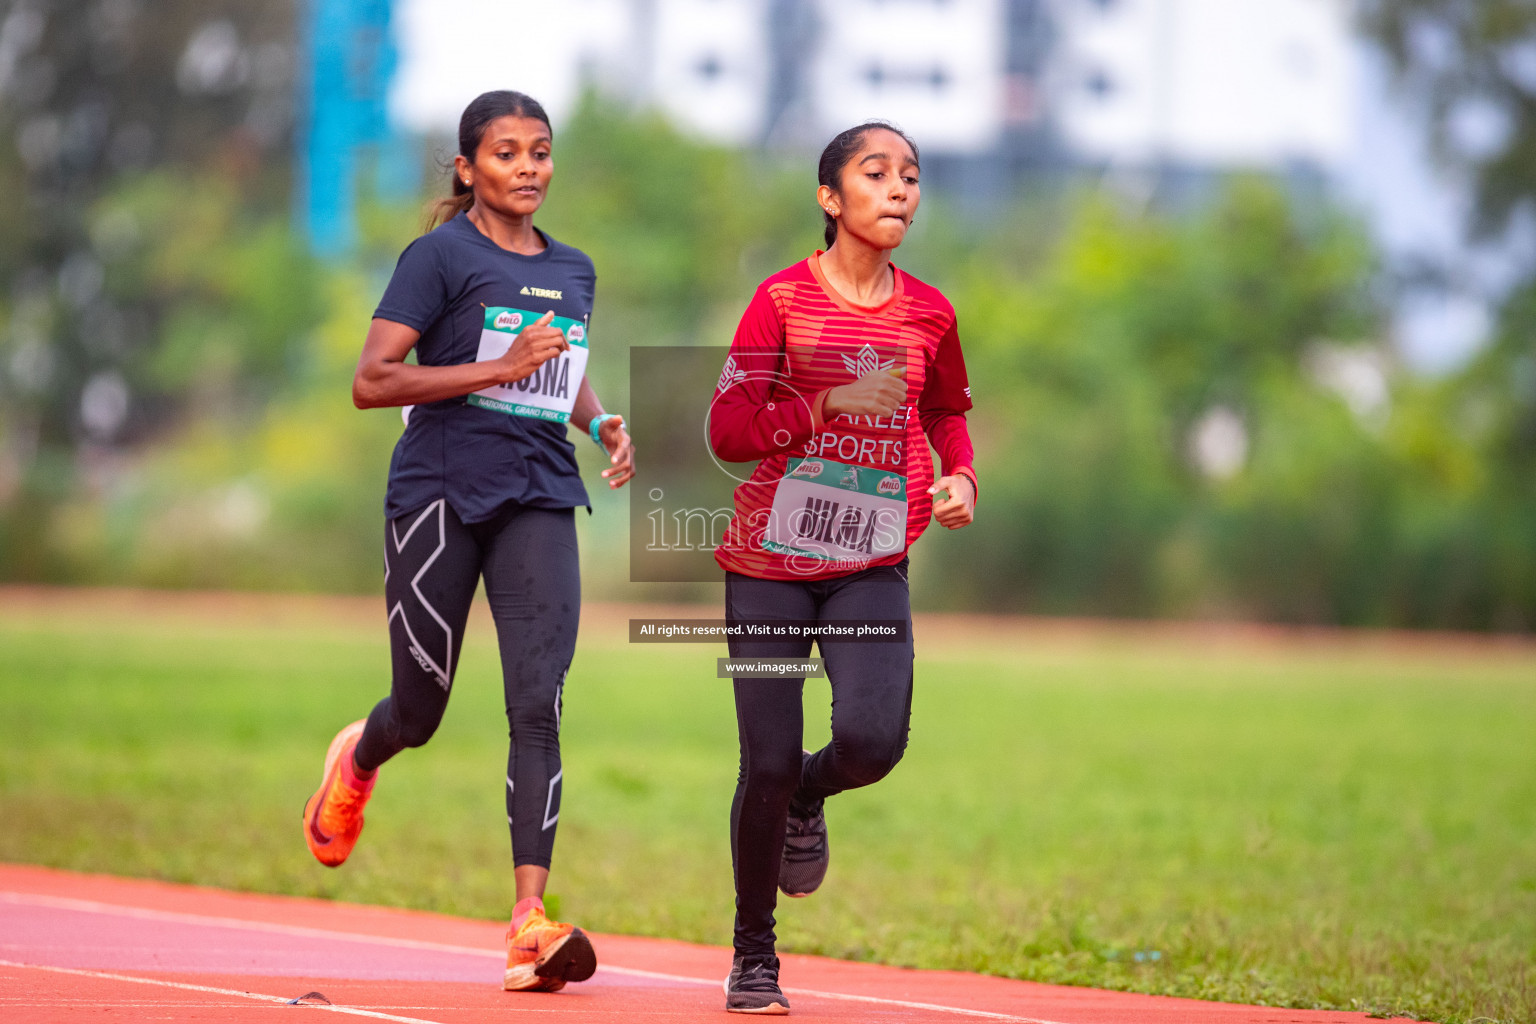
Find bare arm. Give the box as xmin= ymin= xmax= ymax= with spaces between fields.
xmin=571 ymin=375 xmax=605 ymax=436
xmin=351 ymin=313 xmax=569 ymax=409
xmin=571 ymin=376 xmax=635 ymax=489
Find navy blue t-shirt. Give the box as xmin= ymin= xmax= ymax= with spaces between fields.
xmin=374 ymin=213 xmax=595 ymax=522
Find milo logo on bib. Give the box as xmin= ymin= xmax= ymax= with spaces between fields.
xmin=764 ymin=457 xmax=907 ymax=562
xmin=468 ymin=306 xmax=590 ymax=423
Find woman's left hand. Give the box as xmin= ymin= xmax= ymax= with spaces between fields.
xmin=928 ymin=474 xmax=974 ymax=529
xmin=599 ymin=415 xmax=635 ymax=489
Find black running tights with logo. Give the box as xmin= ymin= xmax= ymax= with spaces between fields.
xmin=725 ymin=560 xmax=914 ymax=956
xmin=352 ymin=499 xmax=579 ymax=869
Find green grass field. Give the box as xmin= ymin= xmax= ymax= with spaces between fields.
xmin=1 ymin=591 xmax=1533 ymax=1023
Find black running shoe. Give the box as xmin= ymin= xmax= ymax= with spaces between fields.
xmin=724 ymin=953 xmax=790 ymax=1014
xmin=779 ymin=793 xmax=828 ymax=898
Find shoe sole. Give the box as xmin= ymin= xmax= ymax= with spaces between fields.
xmin=723 ymin=975 xmax=791 ymax=1014
xmin=726 ymin=1001 xmax=791 ymax=1015
xmin=302 ymin=720 xmax=367 ymax=868
xmin=504 ymin=928 xmax=597 ymax=991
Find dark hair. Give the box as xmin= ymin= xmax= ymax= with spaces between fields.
xmin=427 ymin=90 xmax=553 ymax=230
xmin=816 ymin=120 xmax=920 ymax=249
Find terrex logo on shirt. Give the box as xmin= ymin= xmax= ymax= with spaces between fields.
xmin=520 ymin=285 xmax=563 ymax=300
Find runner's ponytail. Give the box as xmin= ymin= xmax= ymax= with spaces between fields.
xmin=428 ymin=176 xmax=475 ymax=230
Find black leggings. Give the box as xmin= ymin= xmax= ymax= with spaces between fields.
xmin=353 ymin=499 xmax=580 ymax=869
xmin=725 ymin=561 xmax=915 ymax=956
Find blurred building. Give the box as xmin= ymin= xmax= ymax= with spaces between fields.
xmin=1049 ymin=0 xmax=1352 ymax=170
xmin=352 ymin=0 xmax=1487 ymax=365
xmin=388 ymin=0 xmax=1352 ymax=172
xmin=390 ymin=0 xmax=1026 ymax=155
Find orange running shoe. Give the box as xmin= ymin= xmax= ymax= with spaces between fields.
xmin=302 ymin=719 xmax=374 ymax=867
xmin=503 ymin=905 xmax=597 ymax=992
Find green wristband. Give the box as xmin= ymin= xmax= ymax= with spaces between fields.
xmin=590 ymin=413 xmax=619 ymax=447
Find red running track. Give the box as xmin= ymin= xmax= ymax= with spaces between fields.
xmin=0 ymin=864 xmax=1408 ymax=1023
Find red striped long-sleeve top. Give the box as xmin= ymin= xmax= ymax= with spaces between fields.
xmin=710 ymin=254 xmax=976 ymax=581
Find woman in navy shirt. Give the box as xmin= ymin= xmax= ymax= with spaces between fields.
xmin=301 ymin=90 xmax=633 ymax=995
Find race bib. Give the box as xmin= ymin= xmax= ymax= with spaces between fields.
xmin=467 ymin=307 xmax=589 ymax=422
xmin=763 ymin=457 xmax=907 ymax=562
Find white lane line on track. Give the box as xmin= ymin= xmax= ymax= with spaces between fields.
xmin=1 ymin=890 xmax=1072 ymax=1024
xmin=0 ymin=890 xmax=508 ymax=960
xmin=598 ymin=963 xmax=1067 ymax=1023
xmin=781 ymin=986 xmax=1069 ymax=1023
xmin=0 ymin=959 xmax=449 ymax=1024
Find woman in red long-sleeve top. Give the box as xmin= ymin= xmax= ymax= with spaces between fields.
xmin=709 ymin=121 xmax=977 ymax=1015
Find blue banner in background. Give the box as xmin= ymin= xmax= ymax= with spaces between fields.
xmin=296 ymin=0 xmax=417 ymax=258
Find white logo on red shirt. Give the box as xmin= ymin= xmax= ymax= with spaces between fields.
xmin=842 ymin=344 xmax=895 ymax=378
xmin=718 ymin=354 xmax=747 ymax=391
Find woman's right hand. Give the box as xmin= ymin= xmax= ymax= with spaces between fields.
xmin=823 ymin=367 xmax=907 ymax=418
xmin=493 ymin=310 xmax=568 ymax=384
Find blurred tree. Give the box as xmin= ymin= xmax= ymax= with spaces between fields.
xmin=914 ymin=181 xmax=1409 ymax=624
xmin=915 ymin=170 xmax=1531 ymax=629
xmin=1359 ymin=1 xmax=1536 ymax=627
xmin=0 ymin=0 xmax=314 ymax=576
xmin=1360 ymin=1 xmax=1536 ymax=238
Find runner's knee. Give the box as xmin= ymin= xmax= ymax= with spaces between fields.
xmin=506 ymin=706 xmax=559 ymax=747
xmin=504 ymin=673 xmax=565 ymax=737
xmin=832 ymin=723 xmax=908 ymax=786
xmin=391 ymin=706 xmax=444 ymax=749
xmin=744 ymin=743 xmax=803 ymax=798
